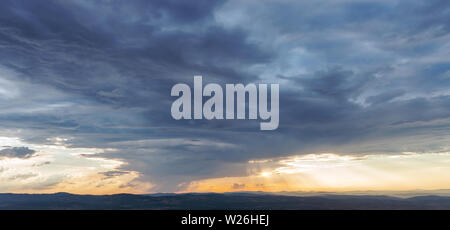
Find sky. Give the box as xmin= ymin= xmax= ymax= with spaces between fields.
xmin=0 ymin=0 xmax=450 ymax=194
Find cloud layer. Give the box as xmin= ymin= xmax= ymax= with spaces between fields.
xmin=0 ymin=0 xmax=449 ymax=192
xmin=0 ymin=147 xmax=36 ymax=159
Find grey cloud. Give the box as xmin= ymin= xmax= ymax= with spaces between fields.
xmin=8 ymin=173 xmax=38 ymax=181
xmin=0 ymin=0 xmax=449 ymax=192
xmin=32 ymin=161 xmax=51 ymax=167
xmin=366 ymin=90 xmax=405 ymax=105
xmin=100 ymin=170 xmax=130 ymax=179
xmin=232 ymin=183 xmax=246 ymax=189
xmin=0 ymin=147 xmax=36 ymax=159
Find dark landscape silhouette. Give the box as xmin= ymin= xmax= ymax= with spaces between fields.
xmin=1 ymin=192 xmax=450 ymax=210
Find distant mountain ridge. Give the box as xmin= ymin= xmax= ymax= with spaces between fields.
xmin=1 ymin=192 xmax=450 ymax=209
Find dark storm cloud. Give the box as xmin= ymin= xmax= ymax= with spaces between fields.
xmin=0 ymin=0 xmax=449 ymax=191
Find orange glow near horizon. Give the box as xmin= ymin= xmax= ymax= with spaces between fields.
xmin=3 ymin=136 xmax=450 ymax=194
xmin=181 ymin=152 xmax=450 ymax=194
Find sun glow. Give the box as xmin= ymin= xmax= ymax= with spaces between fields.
xmin=183 ymin=152 xmax=450 ymax=193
